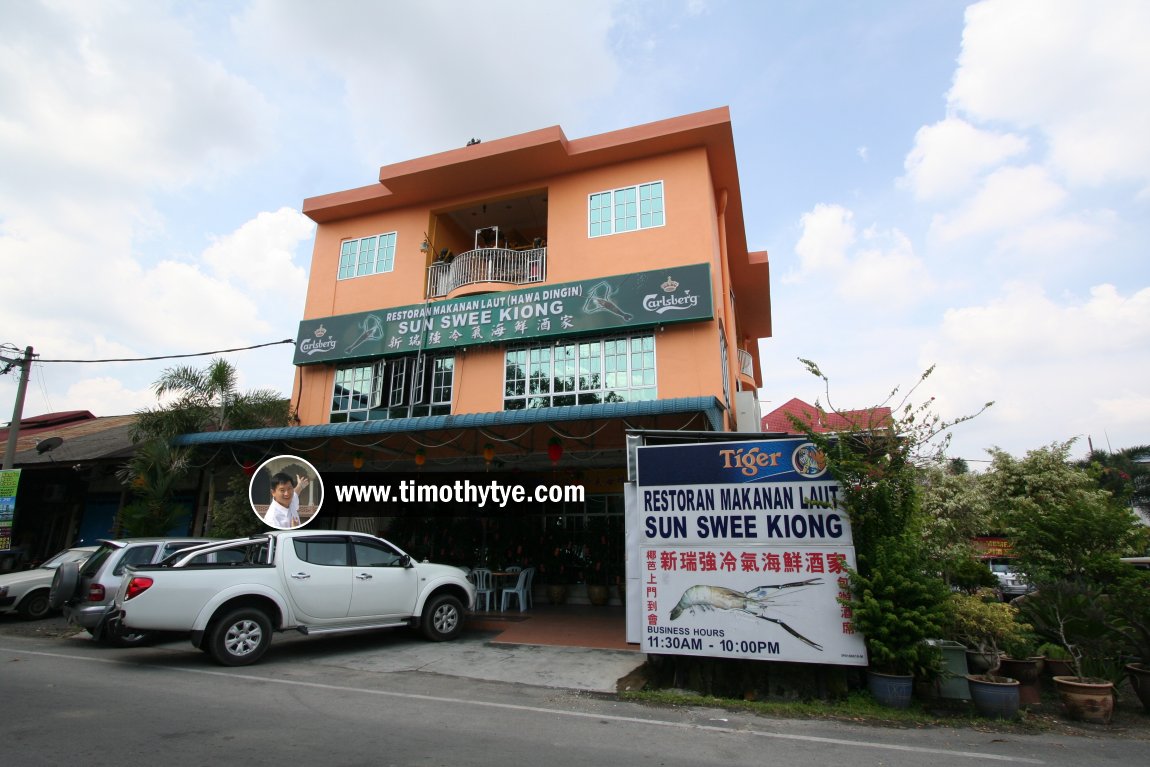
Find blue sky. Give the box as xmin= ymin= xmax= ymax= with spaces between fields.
xmin=2 ymin=0 xmax=1147 ymax=466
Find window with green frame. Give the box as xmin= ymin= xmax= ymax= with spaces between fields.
xmin=338 ymin=232 xmax=397 ymax=280
xmin=503 ymin=333 xmax=656 ymax=409
xmin=331 ymin=353 xmax=453 ymax=422
xmin=588 ymin=181 xmax=664 ymax=237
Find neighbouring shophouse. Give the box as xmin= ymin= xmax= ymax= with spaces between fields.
xmin=175 ymin=107 xmax=772 ymax=600
xmin=0 ymin=410 xmax=196 ymax=567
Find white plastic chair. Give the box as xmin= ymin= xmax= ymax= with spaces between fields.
xmin=500 ymin=567 xmax=533 ymax=612
xmin=472 ymin=568 xmax=496 ymax=612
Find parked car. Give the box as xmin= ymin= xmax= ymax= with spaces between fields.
xmin=985 ymin=557 xmax=1034 ymax=600
xmin=0 ymin=546 xmax=98 ymax=620
xmin=113 ymin=530 xmax=475 ymax=665
xmin=50 ymin=537 xmax=214 ymax=645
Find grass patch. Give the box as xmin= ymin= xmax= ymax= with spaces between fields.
xmin=619 ymin=690 xmax=1054 ymax=733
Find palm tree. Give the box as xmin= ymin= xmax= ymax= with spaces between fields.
xmin=1079 ymin=445 xmax=1150 ymax=516
xmin=115 ymin=439 xmax=194 ymax=536
xmin=124 ymin=358 xmax=294 ymax=536
xmin=132 ymin=357 xmax=291 ymax=441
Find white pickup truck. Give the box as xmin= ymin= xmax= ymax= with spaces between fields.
xmin=111 ymin=530 xmax=475 ymax=666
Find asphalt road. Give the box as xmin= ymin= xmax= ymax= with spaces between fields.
xmin=0 ymin=619 xmax=1146 ymax=767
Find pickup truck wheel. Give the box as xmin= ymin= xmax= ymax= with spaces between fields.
xmin=48 ymin=561 xmax=80 ymax=610
xmin=99 ymin=614 xmax=153 ymax=648
xmin=18 ymin=589 xmax=52 ymax=620
xmin=208 ymin=608 xmax=272 ymax=666
xmin=421 ymin=594 xmax=464 ymax=642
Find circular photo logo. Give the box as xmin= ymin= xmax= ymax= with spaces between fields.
xmin=249 ymin=455 xmax=324 ymax=530
xmin=791 ymin=443 xmax=827 ymax=478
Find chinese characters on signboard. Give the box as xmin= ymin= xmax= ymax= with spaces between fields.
xmin=293 ymin=264 xmax=714 ymax=365
xmin=633 ymin=439 xmax=867 ymax=665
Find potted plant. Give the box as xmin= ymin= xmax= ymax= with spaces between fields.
xmin=586 ymin=560 xmax=611 ymax=606
xmin=998 ymin=630 xmax=1043 ymax=707
xmin=1016 ymin=581 xmax=1123 ymax=724
xmin=848 ymin=540 xmax=949 ymax=708
xmin=944 ymin=589 xmax=1031 ymax=718
xmin=944 ymin=589 xmax=1027 ymax=675
xmin=1037 ymin=642 xmax=1074 ymax=677
xmin=1107 ymin=564 xmax=1150 ymax=712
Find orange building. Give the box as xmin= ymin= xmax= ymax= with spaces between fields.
xmin=180 ymin=107 xmax=771 ymax=578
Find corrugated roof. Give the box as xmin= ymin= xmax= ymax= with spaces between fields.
xmin=0 ymin=413 xmax=139 ymax=466
xmin=173 ymin=397 xmax=724 ymax=446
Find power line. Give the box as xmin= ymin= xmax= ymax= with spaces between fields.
xmin=17 ymin=338 xmax=295 ymax=364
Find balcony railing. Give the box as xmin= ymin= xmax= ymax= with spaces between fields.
xmin=737 ymin=348 xmax=754 ymax=378
xmin=427 ymin=247 xmax=547 ymax=299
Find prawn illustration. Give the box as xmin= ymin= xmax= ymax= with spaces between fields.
xmin=583 ymin=281 xmax=633 ymax=321
xmin=669 ymin=579 xmax=824 ymax=651
xmin=347 ymin=314 xmax=384 ymax=353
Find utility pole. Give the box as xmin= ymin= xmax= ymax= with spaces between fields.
xmin=3 ymin=346 xmax=34 ymax=471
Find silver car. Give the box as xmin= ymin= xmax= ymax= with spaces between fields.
xmin=51 ymin=537 xmax=213 ymax=645
xmin=0 ymin=546 xmax=97 ymax=620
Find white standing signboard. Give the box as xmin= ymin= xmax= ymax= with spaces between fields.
xmin=633 ymin=438 xmax=867 ymax=665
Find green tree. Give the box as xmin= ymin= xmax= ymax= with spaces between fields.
xmin=919 ymin=465 xmax=998 ymax=591
xmin=132 ymin=357 xmax=290 ymax=441
xmin=208 ymin=474 xmax=268 ymax=539
xmin=1078 ymin=444 xmax=1150 ymax=515
xmin=115 ymin=439 xmax=193 ymax=536
xmin=791 ymin=360 xmax=990 ymax=676
xmin=124 ymin=358 xmax=293 ymax=535
xmin=987 ymin=440 xmax=1143 ymax=584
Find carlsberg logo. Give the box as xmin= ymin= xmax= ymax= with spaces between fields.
xmin=642 ymin=292 xmax=699 ymax=314
xmin=300 ymin=338 xmax=338 ymax=355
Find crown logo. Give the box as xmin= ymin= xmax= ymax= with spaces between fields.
xmin=661 ymin=275 xmax=679 ymax=293
xmin=314 ymin=324 xmax=327 ymax=338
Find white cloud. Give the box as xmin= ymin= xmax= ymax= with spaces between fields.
xmin=233 ymin=0 xmax=620 ymax=163
xmin=791 ymin=204 xmax=931 ymax=308
xmin=794 ymin=203 xmax=854 ymax=273
xmin=902 ymin=117 xmax=1028 ymax=201
xmin=930 ymin=165 xmax=1066 ymax=242
xmin=203 ymin=207 xmax=315 ymax=291
xmin=0 ymin=1 xmax=273 ymax=208
xmin=949 ymin=0 xmax=1150 ymax=188
xmin=920 ymin=283 xmax=1150 ymax=458
xmin=57 ymin=376 xmax=156 ymax=418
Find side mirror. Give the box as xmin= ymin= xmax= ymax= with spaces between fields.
xmin=399 ymin=554 xmax=412 ymax=568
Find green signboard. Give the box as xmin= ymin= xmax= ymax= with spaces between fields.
xmin=294 ymin=263 xmax=714 ymax=365
xmin=0 ymin=468 xmax=20 ymax=551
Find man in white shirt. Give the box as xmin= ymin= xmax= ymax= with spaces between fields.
xmin=263 ymin=472 xmax=311 ymax=529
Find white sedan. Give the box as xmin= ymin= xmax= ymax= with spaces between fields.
xmin=0 ymin=547 xmax=98 ymax=620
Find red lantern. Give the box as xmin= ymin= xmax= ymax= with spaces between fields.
xmin=414 ymin=448 xmax=426 ymax=468
xmin=547 ymin=437 xmax=563 ymax=465
xmin=482 ymin=443 xmax=495 ymax=471
xmin=242 ymin=461 xmax=256 ymax=477
xmin=352 ymin=451 xmax=365 ymax=471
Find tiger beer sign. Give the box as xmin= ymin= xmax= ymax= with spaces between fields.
xmin=631 ymin=438 xmax=867 ymax=665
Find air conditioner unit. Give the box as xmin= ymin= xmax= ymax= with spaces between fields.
xmin=734 ymin=390 xmax=762 ymax=432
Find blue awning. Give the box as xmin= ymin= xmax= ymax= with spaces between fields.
xmin=172 ymin=396 xmax=724 ymax=446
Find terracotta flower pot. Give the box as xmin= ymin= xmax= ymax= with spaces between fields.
xmin=1052 ymin=676 xmax=1115 ymax=724
xmin=997 ymin=657 xmax=1042 ymax=707
xmin=1127 ymin=663 xmax=1150 ymax=713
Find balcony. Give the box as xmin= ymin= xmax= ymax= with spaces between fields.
xmin=427 ymin=246 xmax=547 ymax=299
